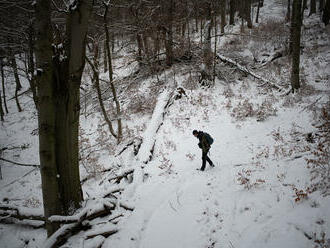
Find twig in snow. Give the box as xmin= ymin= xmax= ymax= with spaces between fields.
xmin=0 ymin=157 xmax=39 ymax=168
xmin=168 ymin=201 xmax=177 ymax=212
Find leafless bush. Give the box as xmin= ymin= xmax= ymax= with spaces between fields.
xmin=307 ymin=104 xmax=330 ymax=196
xmin=231 ymin=99 xmax=255 ymax=121
xmin=237 ymin=169 xmax=265 ymax=189
xmin=255 ymin=99 xmax=278 ymax=121
xmin=127 ymin=93 xmax=157 ymax=115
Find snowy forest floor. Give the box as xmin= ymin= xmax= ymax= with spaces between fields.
xmin=1 ymin=0 xmax=330 ymax=247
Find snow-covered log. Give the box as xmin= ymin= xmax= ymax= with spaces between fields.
xmin=0 ymin=204 xmax=44 ymax=221
xmin=136 ymin=89 xmax=174 ymax=164
xmin=217 ymin=54 xmax=285 ymax=91
xmin=45 ymin=202 xmax=117 ymax=248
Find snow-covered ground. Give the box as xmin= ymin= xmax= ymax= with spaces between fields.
xmin=1 ymin=0 xmax=330 ymax=247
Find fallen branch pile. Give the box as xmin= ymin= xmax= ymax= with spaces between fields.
xmin=217 ymin=53 xmax=285 ymax=91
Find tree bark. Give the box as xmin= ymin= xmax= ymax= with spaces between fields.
xmin=290 ymin=0 xmax=303 ymax=93
xmin=0 ymin=85 xmax=4 ymax=121
xmin=287 ymin=0 xmax=291 ymax=22
xmin=0 ymin=59 xmax=8 ymax=114
xmin=104 ymin=3 xmax=122 ymax=143
xmin=165 ymin=0 xmax=174 ymax=66
xmin=27 ymin=20 xmax=38 ymax=108
xmin=220 ymin=0 xmax=226 ymax=33
xmin=245 ymin=0 xmax=253 ymax=28
xmin=11 ymin=56 xmax=22 ymax=112
xmin=35 ymin=0 xmax=62 ymax=236
xmin=310 ymin=0 xmax=317 ymax=15
xmin=35 ymin=0 xmax=93 ymax=236
xmin=229 ymin=0 xmax=236 ymax=25
xmin=256 ymin=0 xmax=261 ymax=23
xmin=323 ymin=0 xmax=330 ymax=25
xmin=319 ymin=0 xmax=324 ymax=11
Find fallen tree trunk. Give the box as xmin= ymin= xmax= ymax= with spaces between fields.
xmin=217 ymin=54 xmax=285 ymax=91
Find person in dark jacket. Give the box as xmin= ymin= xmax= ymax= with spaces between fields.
xmin=193 ymin=130 xmax=214 ymax=171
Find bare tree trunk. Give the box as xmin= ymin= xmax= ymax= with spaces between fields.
xmin=310 ymin=0 xmax=316 ymax=15
xmin=287 ymin=0 xmax=291 ymax=22
xmin=104 ymin=3 xmax=122 ymax=143
xmin=245 ymin=0 xmax=253 ymax=28
xmin=11 ymin=56 xmax=22 ymax=91
xmin=0 ymin=59 xmax=8 ymax=114
xmin=104 ymin=40 xmax=108 ymax=73
xmin=35 ymin=0 xmax=92 ymax=236
xmin=27 ymin=21 xmax=38 ymax=108
xmin=213 ymin=14 xmax=217 ymax=83
xmin=165 ymin=0 xmax=174 ymax=66
xmin=290 ymin=0 xmax=303 ymax=92
xmin=323 ymin=0 xmax=330 ymax=25
xmin=86 ymin=56 xmax=117 ymax=139
xmin=0 ymin=87 xmax=4 ymax=121
xmin=319 ymin=0 xmax=324 ymax=11
xmin=256 ymin=0 xmax=261 ymax=23
xmin=220 ymin=0 xmax=226 ymax=33
xmin=11 ymin=56 xmax=22 ymax=112
xmin=200 ymin=3 xmax=213 ymax=85
xmin=229 ymin=0 xmax=236 ymax=25
xmin=35 ymin=0 xmax=62 ymax=236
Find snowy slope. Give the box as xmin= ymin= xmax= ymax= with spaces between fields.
xmin=1 ymin=0 xmax=330 ymax=247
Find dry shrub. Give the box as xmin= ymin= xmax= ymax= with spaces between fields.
xmin=307 ymin=104 xmax=330 ymax=196
xmin=293 ymin=187 xmax=309 ymax=202
xmin=237 ymin=169 xmax=265 ymax=189
xmin=231 ymin=97 xmax=277 ymax=122
xmin=231 ymin=99 xmax=255 ymax=121
xmin=127 ymin=93 xmax=157 ymax=115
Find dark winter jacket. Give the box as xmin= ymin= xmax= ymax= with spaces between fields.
xmin=197 ymin=131 xmax=210 ymax=153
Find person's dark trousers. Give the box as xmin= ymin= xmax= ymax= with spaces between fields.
xmin=201 ymin=149 xmax=214 ymax=171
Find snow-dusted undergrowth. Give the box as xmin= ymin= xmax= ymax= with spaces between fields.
xmin=1 ymin=0 xmax=330 ymax=247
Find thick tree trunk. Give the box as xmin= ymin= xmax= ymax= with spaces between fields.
xmin=229 ymin=0 xmax=236 ymax=25
xmin=35 ymin=0 xmax=62 ymax=236
xmin=319 ymin=0 xmax=324 ymax=11
xmin=323 ymin=0 xmax=330 ymax=25
xmin=290 ymin=0 xmax=302 ymax=92
xmin=310 ymin=0 xmax=317 ymax=15
xmin=0 ymin=59 xmax=8 ymax=114
xmin=35 ymin=0 xmax=92 ymax=236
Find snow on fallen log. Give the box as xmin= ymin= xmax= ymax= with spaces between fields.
xmin=43 ymin=223 xmax=79 ymax=248
xmin=136 ymin=89 xmax=174 ymax=164
xmin=125 ymin=89 xmax=174 ymax=197
xmin=0 ymin=204 xmax=44 ymax=222
xmin=217 ymin=53 xmax=284 ymax=91
xmin=84 ymin=223 xmax=118 ymax=239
